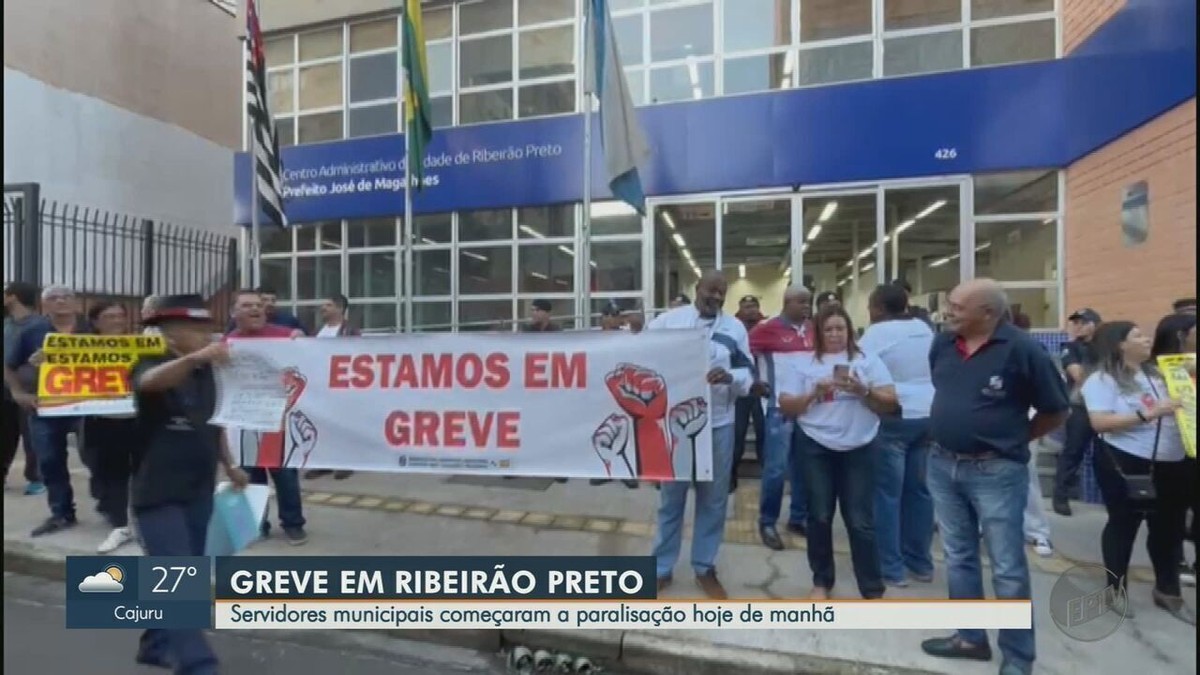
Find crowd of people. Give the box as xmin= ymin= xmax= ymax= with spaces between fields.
xmin=2 ymin=275 xmax=1195 ymax=675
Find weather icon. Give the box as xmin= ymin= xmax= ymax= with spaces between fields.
xmin=78 ymin=564 xmax=125 ymax=593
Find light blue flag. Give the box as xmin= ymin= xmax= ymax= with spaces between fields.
xmin=586 ymin=0 xmax=650 ymax=214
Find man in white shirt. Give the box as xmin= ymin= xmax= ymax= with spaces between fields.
xmin=646 ymin=270 xmax=753 ymax=599
xmin=305 ymin=294 xmax=356 ymax=480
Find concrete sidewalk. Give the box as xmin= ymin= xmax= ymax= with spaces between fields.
xmin=4 ymin=457 xmax=1196 ymax=675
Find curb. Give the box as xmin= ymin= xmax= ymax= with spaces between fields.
xmin=4 ymin=540 xmax=938 ymax=675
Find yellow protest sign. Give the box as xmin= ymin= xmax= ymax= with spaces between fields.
xmin=36 ymin=334 xmax=167 ymax=417
xmin=1157 ymin=354 xmax=1196 ymax=459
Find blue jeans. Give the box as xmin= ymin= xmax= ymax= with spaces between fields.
xmin=927 ymin=447 xmax=1035 ymax=671
xmin=28 ymin=416 xmax=81 ymax=520
xmin=652 ymin=423 xmax=735 ymax=578
xmin=758 ymin=409 xmax=806 ymax=527
xmin=874 ymin=417 xmax=935 ymax=582
xmin=135 ymin=496 xmax=218 ymax=674
xmin=246 ymin=467 xmax=306 ymax=530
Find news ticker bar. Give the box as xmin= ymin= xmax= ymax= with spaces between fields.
xmin=65 ymin=556 xmax=1032 ymax=631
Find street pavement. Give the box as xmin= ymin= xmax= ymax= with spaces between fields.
xmin=3 ymin=572 xmax=508 ymax=675
xmin=3 ymin=444 xmax=1196 ymax=675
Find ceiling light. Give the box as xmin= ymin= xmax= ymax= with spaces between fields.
xmin=916 ymin=200 xmax=947 ymax=219
xmin=462 ymin=251 xmax=488 ymax=262
xmin=558 ymin=245 xmax=575 ymax=257
xmin=421 ymin=237 xmax=436 ymax=245
xmin=672 ymin=232 xmax=686 ymax=248
xmin=837 ymin=277 xmax=849 ymax=287
xmin=929 ymin=257 xmax=952 ymax=268
xmin=819 ymin=202 xmax=838 ymax=222
xmin=1042 ymin=217 xmax=1055 ymax=224
xmin=738 ymin=264 xmax=746 ymax=279
xmin=690 ymin=263 xmax=701 ymax=277
xmin=895 ymin=219 xmax=915 ymax=234
xmin=975 ymin=242 xmax=992 ymax=252
xmin=662 ymin=211 xmax=677 ymax=231
xmin=862 ymin=262 xmax=875 ymax=272
xmin=531 ymin=272 xmax=548 ymax=280
xmin=784 ymin=266 xmax=792 ymax=276
xmin=519 ymin=224 xmax=544 ymax=239
xmin=801 ymin=242 xmax=809 ymax=254
xmin=806 ymin=224 xmax=822 ymax=241
xmin=590 ymin=260 xmax=597 ymax=268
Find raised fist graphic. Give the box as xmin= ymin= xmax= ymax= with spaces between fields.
xmin=281 ymin=367 xmax=308 ymax=409
xmin=286 ymin=409 xmax=318 ymax=468
xmin=592 ymin=413 xmax=633 ymax=478
xmin=669 ymin=397 xmax=709 ymax=482
xmin=604 ymin=363 xmax=668 ymax=420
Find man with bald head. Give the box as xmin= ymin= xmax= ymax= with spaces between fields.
xmin=747 ymin=284 xmax=815 ymax=550
xmin=921 ymin=279 xmax=1068 ymax=675
xmin=646 ymin=270 xmax=754 ymax=599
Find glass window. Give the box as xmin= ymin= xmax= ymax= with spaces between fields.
xmin=796 ymin=42 xmax=874 ymax=86
xmin=882 ymin=185 xmax=960 ymax=290
xmin=649 ymin=4 xmax=714 ymax=62
xmin=347 ymin=218 xmax=396 ymax=248
xmin=999 ymin=287 xmax=1059 ymax=329
xmin=413 ymin=301 xmax=452 ymax=331
xmin=297 ymin=112 xmax=343 ymax=143
xmin=800 ymin=0 xmax=872 ymax=42
xmin=460 ymin=35 xmax=514 ymax=86
xmin=349 ymin=252 xmax=397 ymax=298
xmin=349 ymin=104 xmax=397 ymax=138
xmin=724 ymin=53 xmax=790 ymax=95
xmin=519 ymin=0 xmax=574 ymax=25
xmin=518 ymin=205 xmax=574 ymax=239
xmin=268 ymin=72 xmax=294 ymax=114
xmin=298 ymin=27 xmax=342 ymax=61
xmin=589 ymin=297 xmax=642 ymax=327
xmin=297 ymin=255 xmax=341 ymax=301
xmin=276 ymin=118 xmax=296 ymax=147
xmin=459 ymin=247 xmax=513 ymax=294
xmin=974 ymin=170 xmax=1058 ymax=214
xmin=590 ymin=201 xmax=642 ymax=236
xmin=518 ymin=244 xmax=575 ymax=293
xmin=357 ymin=302 xmax=399 ymax=332
xmin=298 ymin=63 xmax=343 ymax=109
xmin=883 ymin=31 xmax=963 ymax=77
xmin=974 ymin=220 xmax=1058 ymax=283
xmin=624 ymin=69 xmax=646 ymax=106
xmin=265 ymin=37 xmax=294 ymax=67
xmin=458 ymin=299 xmax=513 ymax=332
xmin=519 ymin=81 xmax=575 ymax=118
xmin=460 ymin=0 xmax=513 ymax=35
xmin=431 ymin=96 xmax=454 ymax=128
xmin=296 ymin=304 xmax=319 ymax=333
xmin=971 ymin=0 xmax=1054 ymax=21
xmin=427 ymin=42 xmax=453 ymax=93
xmin=424 ymin=6 xmax=452 ymax=40
xmin=261 ymin=258 xmax=292 ymax=300
xmin=612 ymin=0 xmax=644 ymax=10
xmin=350 ymin=18 xmax=397 ymax=53
xmin=259 ymin=228 xmax=292 ymax=254
xmin=614 ymin=14 xmax=644 ymax=65
xmin=884 ymin=0 xmax=961 ymax=31
xmin=724 ymin=0 xmax=791 ymax=52
xmin=591 ymin=241 xmax=643 ymax=292
xmin=459 ymin=209 xmax=512 ymax=241
xmin=296 ymin=221 xmax=342 ymax=251
xmin=519 ymin=26 xmax=574 ymax=79
xmin=350 ymin=53 xmax=398 ymax=102
xmin=971 ymin=20 xmax=1055 ymax=67
xmin=460 ymin=89 xmax=514 ymax=124
xmin=414 ymin=249 xmax=452 ymax=295
xmin=518 ymin=298 xmax=575 ymax=328
xmin=649 ymin=60 xmax=714 ymax=103
xmin=413 ymin=213 xmax=452 ymax=244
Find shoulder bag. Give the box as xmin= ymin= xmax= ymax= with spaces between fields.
xmin=1102 ymin=376 xmax=1164 ymax=510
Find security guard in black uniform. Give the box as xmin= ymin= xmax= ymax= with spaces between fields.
xmin=1053 ymin=308 xmax=1101 ymax=516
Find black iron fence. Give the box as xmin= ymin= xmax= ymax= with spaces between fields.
xmin=3 ymin=183 xmax=239 ymax=322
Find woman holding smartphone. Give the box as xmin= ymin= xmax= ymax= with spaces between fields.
xmin=779 ymin=306 xmax=898 ymax=599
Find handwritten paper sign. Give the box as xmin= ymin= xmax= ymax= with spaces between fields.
xmin=1158 ymin=354 xmax=1196 ymax=459
xmin=211 ymin=349 xmax=289 ymax=432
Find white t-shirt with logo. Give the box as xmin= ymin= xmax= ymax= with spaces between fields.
xmin=1081 ymin=370 xmax=1185 ymax=462
xmin=317 ymin=324 xmax=341 ymax=338
xmin=858 ymin=318 xmax=935 ymax=419
xmin=781 ymin=351 xmax=894 ymax=451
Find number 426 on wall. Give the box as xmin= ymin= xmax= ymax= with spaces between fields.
xmin=934 ymin=148 xmax=959 ymax=160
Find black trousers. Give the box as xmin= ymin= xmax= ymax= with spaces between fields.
xmin=81 ymin=417 xmax=136 ymax=528
xmin=1092 ymin=442 xmax=1190 ymax=597
xmin=1054 ymin=405 xmax=1094 ymax=501
xmin=1 ymin=397 xmax=39 ymax=483
xmin=733 ymin=396 xmax=765 ymax=468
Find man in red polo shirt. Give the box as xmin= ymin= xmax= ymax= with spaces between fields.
xmin=226 ymin=288 xmax=308 ymax=545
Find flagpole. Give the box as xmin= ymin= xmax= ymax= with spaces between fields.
xmin=247 ymin=3 xmax=262 ymax=289
xmin=401 ymin=3 xmax=415 ymax=334
xmin=580 ymin=0 xmax=594 ymax=329
xmin=240 ymin=33 xmax=252 ymax=289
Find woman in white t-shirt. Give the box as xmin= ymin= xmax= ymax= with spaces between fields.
xmin=1081 ymin=320 xmax=1191 ymax=624
xmin=779 ymin=306 xmax=898 ymax=600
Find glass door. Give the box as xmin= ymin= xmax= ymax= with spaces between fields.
xmin=719 ymin=196 xmax=794 ymax=318
xmin=797 ymin=190 xmax=878 ymax=329
xmin=882 ymin=182 xmax=965 ymax=325
xmin=650 ymin=199 xmax=716 ymax=312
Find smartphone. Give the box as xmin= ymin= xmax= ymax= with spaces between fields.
xmin=833 ymin=364 xmax=850 ymax=382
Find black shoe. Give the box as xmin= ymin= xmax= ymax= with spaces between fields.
xmin=920 ymin=636 xmax=993 ymax=662
xmin=589 ymin=479 xmax=611 ymax=486
xmin=332 ymin=470 xmax=353 ymax=480
xmin=303 ymin=469 xmax=332 ymax=479
xmin=554 ymin=478 xmax=569 ymax=483
xmin=759 ymin=525 xmax=784 ymax=551
xmin=1052 ymin=499 xmax=1072 ymax=517
xmin=31 ymin=515 xmax=77 ymax=537
xmin=729 ymin=475 xmax=738 ymax=494
xmin=283 ymin=527 xmax=308 ymax=546
xmin=786 ymin=521 xmax=807 ymax=537
xmin=621 ymin=480 xmax=639 ymax=489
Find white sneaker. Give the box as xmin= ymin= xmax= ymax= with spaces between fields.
xmin=98 ymin=527 xmax=133 ymax=554
xmin=1032 ymin=537 xmax=1054 ymax=558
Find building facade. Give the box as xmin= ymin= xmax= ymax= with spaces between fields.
xmin=237 ymin=0 xmax=1195 ymax=333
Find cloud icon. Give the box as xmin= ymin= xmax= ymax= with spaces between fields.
xmin=78 ymin=571 xmax=124 ymax=593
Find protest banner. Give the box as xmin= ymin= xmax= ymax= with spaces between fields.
xmin=221 ymin=330 xmax=714 ymax=480
xmin=1157 ymin=353 xmax=1196 ymax=458
xmin=36 ymin=333 xmax=166 ymax=417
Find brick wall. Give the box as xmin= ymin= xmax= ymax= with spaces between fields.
xmin=1063 ymin=99 xmax=1197 ymax=329
xmin=1062 ymin=0 xmax=1126 ymax=54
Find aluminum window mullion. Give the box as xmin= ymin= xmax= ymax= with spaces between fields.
xmin=872 ymin=0 xmax=884 ymax=79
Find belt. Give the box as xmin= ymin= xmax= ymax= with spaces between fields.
xmin=932 ymin=444 xmax=1000 ymax=460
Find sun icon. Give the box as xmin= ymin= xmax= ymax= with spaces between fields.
xmin=103 ymin=564 xmax=125 ymax=583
